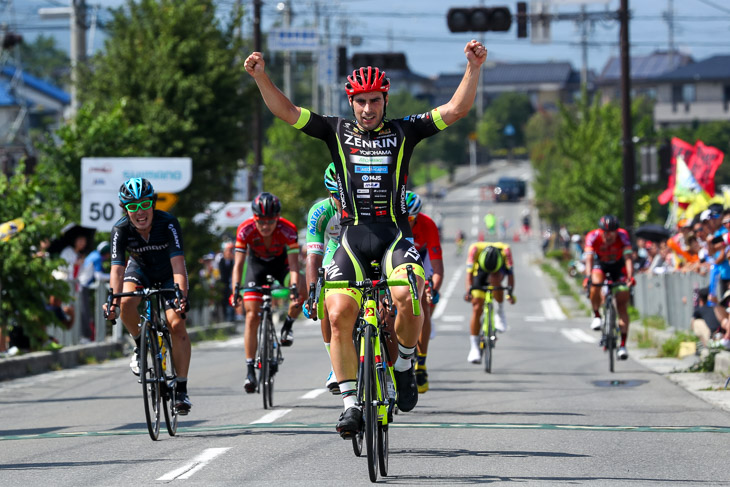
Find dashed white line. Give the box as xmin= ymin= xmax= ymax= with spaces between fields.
xmin=158 ymin=448 xmax=231 ymax=481
xmin=540 ymin=298 xmax=566 ymax=320
xmin=560 ymin=328 xmax=599 ymax=344
xmin=250 ymin=409 xmax=292 ymax=424
xmin=301 ymin=388 xmax=327 ymax=399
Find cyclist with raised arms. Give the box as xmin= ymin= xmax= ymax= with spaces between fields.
xmin=583 ymin=215 xmax=634 ymax=360
xmin=245 ymin=39 xmax=487 ymax=437
xmin=104 ymin=178 xmax=192 ymax=414
xmin=230 ymin=192 xmax=304 ymax=393
xmin=405 ymin=191 xmax=444 ymax=393
xmin=464 ymin=242 xmax=515 ymax=364
xmin=305 ymin=163 xmax=343 ymax=394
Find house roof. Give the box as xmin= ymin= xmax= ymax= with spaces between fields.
xmin=654 ymin=55 xmax=730 ymax=82
xmin=598 ymin=51 xmax=692 ymax=83
xmin=0 ymin=66 xmax=70 ymax=105
xmin=434 ymin=61 xmax=577 ymax=89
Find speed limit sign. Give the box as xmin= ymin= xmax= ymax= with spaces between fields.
xmin=81 ymin=158 xmax=192 ymax=231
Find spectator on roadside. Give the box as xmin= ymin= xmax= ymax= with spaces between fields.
xmin=217 ymin=241 xmax=236 ymax=322
xmin=59 ymin=234 xmax=88 ymax=287
xmin=692 ymin=287 xmax=725 ymax=349
xmin=77 ymin=242 xmax=111 ymax=343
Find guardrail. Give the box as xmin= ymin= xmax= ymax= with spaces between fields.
xmin=633 ymin=272 xmax=710 ymax=330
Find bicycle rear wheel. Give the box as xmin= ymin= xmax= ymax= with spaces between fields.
xmin=140 ymin=320 xmax=161 ymax=441
xmin=605 ymin=303 xmax=617 ymax=373
xmin=260 ymin=310 xmax=272 ymax=409
xmin=160 ymin=331 xmax=178 ymax=436
xmin=363 ymin=325 xmax=378 ymax=482
xmin=484 ymin=304 xmax=494 ymax=373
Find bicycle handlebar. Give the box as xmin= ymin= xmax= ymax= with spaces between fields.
xmin=309 ymin=265 xmax=421 ymax=321
xmin=104 ymin=283 xmax=187 ymax=324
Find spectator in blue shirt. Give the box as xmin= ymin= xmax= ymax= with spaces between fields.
xmin=78 ymin=242 xmax=111 ymax=342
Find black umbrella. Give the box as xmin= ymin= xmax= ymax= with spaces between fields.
xmin=48 ymin=223 xmax=96 ymax=256
xmin=635 ymin=223 xmax=672 ymax=243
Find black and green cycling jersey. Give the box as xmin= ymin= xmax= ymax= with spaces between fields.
xmin=293 ymin=108 xmax=447 ymax=227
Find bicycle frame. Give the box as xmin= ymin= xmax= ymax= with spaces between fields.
xmin=474 ymin=285 xmax=510 ymax=374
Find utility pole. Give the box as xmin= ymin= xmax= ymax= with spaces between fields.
xmin=282 ymin=1 xmax=292 ymax=100
xmin=71 ymin=0 xmax=87 ymax=115
xmin=665 ymin=0 xmax=675 ymax=66
xmin=619 ymin=0 xmax=635 ymax=234
xmin=250 ymin=0 xmax=263 ymax=197
xmin=312 ymin=0 xmax=319 ymax=112
xmin=578 ymin=4 xmax=589 ymax=87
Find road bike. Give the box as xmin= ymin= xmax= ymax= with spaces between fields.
xmin=312 ymin=264 xmax=420 ymax=483
xmin=239 ymin=276 xmax=294 ymax=409
xmin=105 ymin=284 xmax=185 ymax=441
xmin=472 ymin=285 xmax=511 ymax=373
xmin=595 ymin=280 xmax=627 ymax=373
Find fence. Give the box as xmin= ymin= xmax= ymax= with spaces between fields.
xmin=633 ymin=272 xmax=711 ymax=330
xmin=47 ymin=279 xmax=218 ymax=347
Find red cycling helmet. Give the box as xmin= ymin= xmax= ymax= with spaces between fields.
xmin=345 ymin=66 xmax=390 ymax=96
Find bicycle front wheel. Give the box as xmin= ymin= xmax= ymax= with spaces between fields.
xmin=363 ymin=325 xmax=378 ymax=482
xmin=160 ymin=331 xmax=178 ymax=436
xmin=605 ymin=303 xmax=617 ymax=373
xmin=484 ymin=304 xmax=494 ymax=374
xmin=260 ymin=310 xmax=273 ymax=409
xmin=140 ymin=320 xmax=161 ymax=441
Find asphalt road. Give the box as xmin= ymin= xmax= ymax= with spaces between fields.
xmin=2 ymin=161 xmax=730 ymax=486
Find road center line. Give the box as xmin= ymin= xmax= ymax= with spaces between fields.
xmin=301 ymin=388 xmax=327 ymax=399
xmin=158 ymin=447 xmax=230 ymax=481
xmin=250 ymin=409 xmax=292 ymax=424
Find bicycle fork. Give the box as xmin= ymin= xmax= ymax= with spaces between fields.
xmin=361 ymin=297 xmax=395 ymax=426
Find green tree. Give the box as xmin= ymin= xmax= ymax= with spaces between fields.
xmin=19 ymin=34 xmax=69 ymax=86
xmin=0 ymin=161 xmax=73 ymax=350
xmin=261 ymin=119 xmax=330 ymax=226
xmin=531 ymin=92 xmax=651 ymax=233
xmin=476 ymin=92 xmax=533 ymax=150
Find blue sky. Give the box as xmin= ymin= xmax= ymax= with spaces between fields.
xmin=11 ymin=0 xmax=730 ymax=78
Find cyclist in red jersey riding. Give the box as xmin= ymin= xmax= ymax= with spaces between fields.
xmin=230 ymin=192 xmax=305 ymax=393
xmin=406 ymin=191 xmax=443 ymax=394
xmin=245 ymin=40 xmax=487 ymax=436
xmin=583 ymin=215 xmax=635 ymax=360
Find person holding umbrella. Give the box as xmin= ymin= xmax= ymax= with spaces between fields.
xmin=583 ymin=215 xmax=635 ymax=360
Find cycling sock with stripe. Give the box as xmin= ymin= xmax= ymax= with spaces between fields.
xmin=339 ymin=380 xmax=357 ymax=410
xmin=395 ymin=343 xmax=415 ymax=372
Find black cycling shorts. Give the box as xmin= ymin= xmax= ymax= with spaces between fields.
xmin=123 ymin=259 xmax=176 ymax=310
xmin=243 ymin=253 xmax=289 ymax=302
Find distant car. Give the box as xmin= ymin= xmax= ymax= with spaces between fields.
xmin=493 ymin=177 xmax=526 ymax=202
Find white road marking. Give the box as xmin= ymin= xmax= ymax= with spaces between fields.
xmin=432 ymin=267 xmax=464 ymax=321
xmin=250 ymin=409 xmax=292 ymax=424
xmin=524 ymin=316 xmax=547 ymax=322
xmin=301 ymin=388 xmax=327 ymax=399
xmin=158 ymin=448 xmax=231 ymax=481
xmin=560 ymin=328 xmax=599 ymax=344
xmin=441 ymin=315 xmax=466 ymax=322
xmin=541 ymin=298 xmax=566 ymax=320
xmin=437 ymin=324 xmax=464 ymax=332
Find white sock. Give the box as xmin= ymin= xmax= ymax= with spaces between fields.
xmin=394 ymin=343 xmax=415 ymax=372
xmin=470 ymin=335 xmax=480 ymax=348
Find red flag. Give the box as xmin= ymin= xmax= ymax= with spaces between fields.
xmin=688 ymin=140 xmax=724 ymax=196
xmin=658 ymin=137 xmax=696 ymax=204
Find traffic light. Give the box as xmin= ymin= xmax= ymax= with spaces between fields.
xmin=446 ymin=7 xmax=512 ymax=33
xmin=2 ymin=32 xmax=23 ymax=49
xmin=516 ymin=2 xmax=528 ymax=38
xmin=351 ymin=53 xmax=407 ymax=71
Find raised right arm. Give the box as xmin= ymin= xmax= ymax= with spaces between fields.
xmin=244 ymin=51 xmax=301 ymax=125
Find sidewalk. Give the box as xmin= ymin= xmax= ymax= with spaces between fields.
xmin=544 ymin=257 xmax=730 ymax=413
xmin=0 ymin=322 xmax=239 ymax=382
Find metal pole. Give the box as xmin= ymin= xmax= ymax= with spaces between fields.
xmin=70 ymin=0 xmax=87 ymax=116
xmin=283 ymin=1 xmax=292 ymax=100
xmin=251 ymin=0 xmax=263 ymax=196
xmin=619 ymin=0 xmax=635 ymax=235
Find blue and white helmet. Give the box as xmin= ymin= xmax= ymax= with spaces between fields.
xmin=118 ymin=178 xmax=155 ymax=204
xmin=405 ymin=191 xmax=422 ymax=217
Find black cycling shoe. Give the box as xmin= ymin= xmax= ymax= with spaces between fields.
xmin=394 ymin=365 xmax=419 ymax=412
xmin=336 ymin=407 xmax=363 ymax=439
xmin=174 ymin=391 xmax=192 ymax=415
xmin=244 ymin=367 xmax=257 ymax=393
xmin=280 ymin=323 xmax=294 ymax=347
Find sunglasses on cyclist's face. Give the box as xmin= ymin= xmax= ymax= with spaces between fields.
xmin=254 ymin=216 xmax=279 ymax=226
xmin=125 ymin=200 xmax=154 ymax=212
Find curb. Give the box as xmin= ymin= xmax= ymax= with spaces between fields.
xmin=0 ymin=322 xmax=239 ymax=382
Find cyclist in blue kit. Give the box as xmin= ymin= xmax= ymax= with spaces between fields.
xmin=104 ymin=177 xmax=192 ymax=414
xmin=245 ymin=39 xmax=488 ymax=436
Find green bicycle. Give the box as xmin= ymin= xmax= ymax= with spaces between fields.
xmin=313 ymin=264 xmax=421 ymax=483
xmin=473 ymin=285 xmax=511 ymax=374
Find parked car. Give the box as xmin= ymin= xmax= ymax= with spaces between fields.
xmin=493 ymin=177 xmax=526 ymax=202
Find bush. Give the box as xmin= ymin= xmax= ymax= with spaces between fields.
xmin=658 ymin=331 xmax=695 ymax=358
